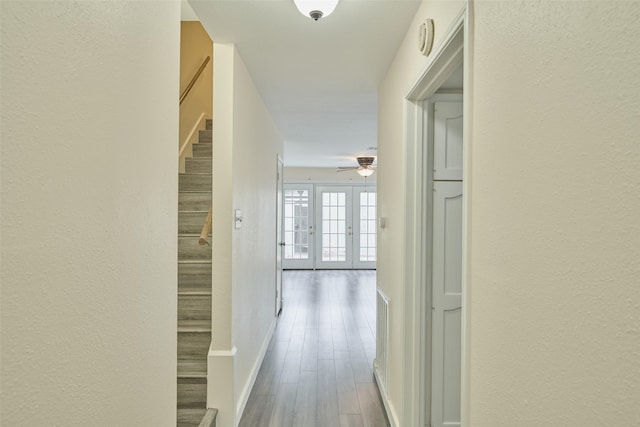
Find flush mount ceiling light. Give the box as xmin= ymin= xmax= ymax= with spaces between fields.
xmin=357 ymin=167 xmax=375 ymax=178
xmin=294 ymin=0 xmax=339 ymax=21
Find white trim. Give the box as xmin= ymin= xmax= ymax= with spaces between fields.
xmin=402 ymin=4 xmax=471 ymax=427
xmin=207 ymin=346 xmax=237 ymax=427
xmin=234 ymin=318 xmax=276 ymax=426
xmin=374 ymin=367 xmax=400 ymax=427
xmin=460 ymin=3 xmax=475 ymax=425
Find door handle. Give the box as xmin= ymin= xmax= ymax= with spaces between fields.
xmin=279 ymin=242 xmax=286 ymax=246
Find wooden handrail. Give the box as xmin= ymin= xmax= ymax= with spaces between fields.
xmin=180 ymin=56 xmax=211 ymax=105
xmin=199 ymin=207 xmax=213 ymax=246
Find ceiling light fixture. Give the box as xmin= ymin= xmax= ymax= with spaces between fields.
xmin=357 ymin=167 xmax=375 ymax=178
xmin=294 ymin=0 xmax=339 ymax=21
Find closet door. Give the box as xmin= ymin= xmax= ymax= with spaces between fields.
xmin=433 ymin=99 xmax=463 ymax=181
xmin=430 ymin=181 xmax=463 ymax=427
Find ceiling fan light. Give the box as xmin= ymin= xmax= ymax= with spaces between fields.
xmin=357 ymin=167 xmax=374 ymax=177
xmin=293 ymin=0 xmax=339 ymax=20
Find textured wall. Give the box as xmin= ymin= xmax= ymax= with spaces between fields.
xmin=470 ymin=1 xmax=640 ymax=424
xmin=377 ymin=1 xmax=465 ymax=424
xmin=0 ymin=1 xmax=179 ymax=426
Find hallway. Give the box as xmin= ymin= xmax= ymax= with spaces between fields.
xmin=239 ymin=270 xmax=389 ymax=427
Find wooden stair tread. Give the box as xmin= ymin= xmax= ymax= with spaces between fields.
xmin=178 ymin=260 xmax=212 ymax=264
xmin=178 ymin=319 xmax=211 ymax=331
xmin=177 ymin=360 xmax=208 ymax=378
xmin=179 ymin=288 xmax=212 ymax=296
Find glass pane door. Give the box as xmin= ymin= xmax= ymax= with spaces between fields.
xmin=353 ymin=188 xmax=377 ymax=269
xmin=283 ymin=184 xmax=314 ymax=269
xmin=315 ymin=186 xmax=353 ymax=269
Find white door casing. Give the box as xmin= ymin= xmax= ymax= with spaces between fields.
xmin=275 ymin=156 xmax=284 ymax=315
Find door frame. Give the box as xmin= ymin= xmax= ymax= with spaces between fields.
xmin=275 ymin=155 xmax=284 ymax=315
xmin=401 ymin=6 xmax=473 ymax=427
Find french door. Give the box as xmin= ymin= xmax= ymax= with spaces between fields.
xmin=283 ymin=184 xmax=376 ymax=269
xmin=315 ymin=186 xmax=376 ymax=269
xmin=283 ymin=184 xmax=315 ymax=269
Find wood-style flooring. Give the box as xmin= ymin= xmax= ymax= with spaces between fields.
xmin=239 ymin=270 xmax=389 ymax=427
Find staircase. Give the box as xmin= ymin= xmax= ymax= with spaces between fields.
xmin=177 ymin=120 xmax=216 ymax=427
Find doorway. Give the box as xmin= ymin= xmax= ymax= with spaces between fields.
xmin=400 ymin=8 xmax=471 ymax=427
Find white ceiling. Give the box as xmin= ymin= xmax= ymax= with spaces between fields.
xmin=187 ymin=0 xmax=422 ymax=167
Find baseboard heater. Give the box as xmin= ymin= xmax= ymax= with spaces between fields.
xmin=375 ymin=288 xmax=389 ymax=393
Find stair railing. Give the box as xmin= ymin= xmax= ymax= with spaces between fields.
xmin=199 ymin=207 xmax=213 ymax=246
xmin=179 ymin=56 xmax=211 ymax=105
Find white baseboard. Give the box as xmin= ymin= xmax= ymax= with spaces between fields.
xmin=374 ymin=365 xmax=400 ymax=427
xmin=234 ymin=317 xmax=277 ymax=426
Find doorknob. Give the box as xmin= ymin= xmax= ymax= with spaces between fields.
xmin=279 ymin=242 xmax=286 ymax=246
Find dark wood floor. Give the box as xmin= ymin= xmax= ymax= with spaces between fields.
xmin=239 ymin=270 xmax=389 ymax=427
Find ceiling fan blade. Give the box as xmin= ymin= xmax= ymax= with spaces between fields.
xmin=337 ymin=167 xmax=358 ymax=171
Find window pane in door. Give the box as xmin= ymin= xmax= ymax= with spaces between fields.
xmin=284 ymin=189 xmax=310 ymax=260
xmin=321 ymin=192 xmax=347 ymax=262
xmin=359 ymin=191 xmax=377 ymax=262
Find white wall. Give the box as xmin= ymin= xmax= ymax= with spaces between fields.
xmin=379 ymin=0 xmax=640 ymax=425
xmin=285 ymin=167 xmax=377 ymax=183
xmin=469 ymin=2 xmax=640 ymax=424
xmin=210 ymin=43 xmax=284 ymax=427
xmin=377 ymin=1 xmax=465 ymax=424
xmin=0 ymin=2 xmax=180 ymax=426
xmin=231 ymin=46 xmax=284 ymax=421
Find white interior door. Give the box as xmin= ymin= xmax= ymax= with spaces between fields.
xmin=275 ymin=157 xmax=284 ymax=315
xmin=353 ymin=187 xmax=377 ymax=269
xmin=282 ymin=184 xmax=314 ymax=269
xmin=433 ymin=100 xmax=463 ymax=181
xmin=430 ymin=181 xmax=463 ymax=427
xmin=315 ymin=186 xmax=353 ymax=269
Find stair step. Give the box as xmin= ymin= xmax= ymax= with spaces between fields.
xmin=178 ymin=262 xmax=211 ymax=289
xmin=179 ymin=192 xmax=211 ymax=212
xmin=192 ymin=143 xmax=212 ymax=158
xmin=180 ymin=174 xmax=212 ymax=192
xmin=198 ymin=130 xmax=212 ymax=143
xmin=178 ymin=319 xmax=211 ymax=332
xmin=206 ymin=119 xmax=212 ymax=131
xmin=185 ymin=158 xmax=212 ymax=174
xmin=179 ymin=236 xmax=212 ymax=261
xmin=179 ymin=212 xmax=210 ymax=234
xmin=178 ymin=359 xmax=208 ymax=378
xmin=178 ymin=408 xmax=207 ymax=426
xmin=178 ymin=332 xmax=210 ymax=361
xmin=178 ymin=294 xmax=212 ymax=320
xmin=177 ymin=377 xmax=207 ymax=406
xmin=179 ymin=287 xmax=212 ymax=296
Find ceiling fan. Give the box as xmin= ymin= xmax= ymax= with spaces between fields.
xmin=337 ymin=156 xmax=376 ymax=177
